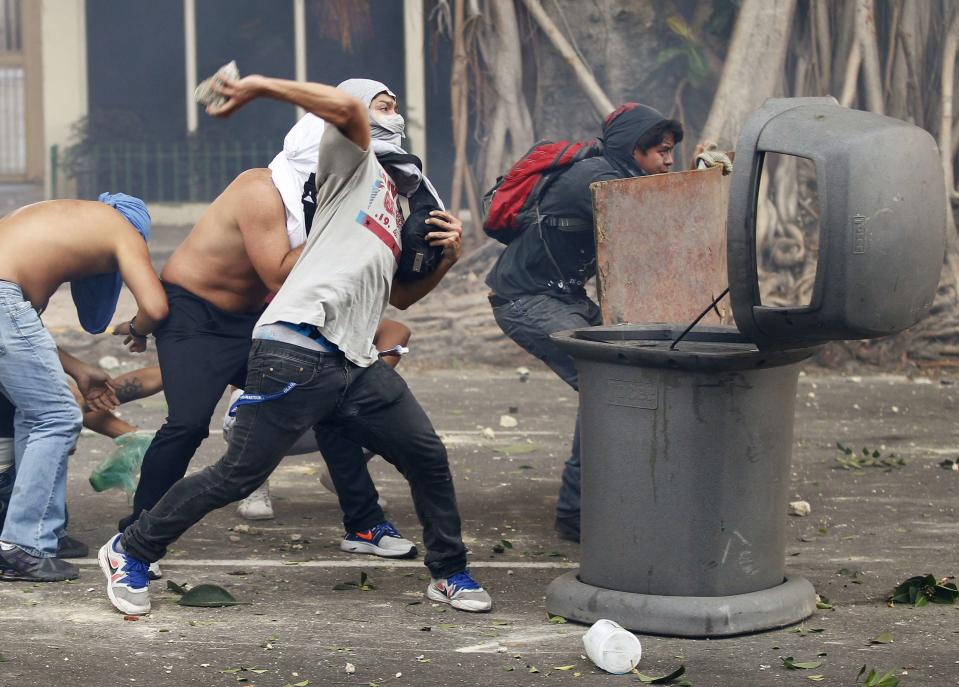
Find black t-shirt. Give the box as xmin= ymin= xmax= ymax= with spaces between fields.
xmin=0 ymin=395 xmax=13 ymax=439
xmin=485 ymin=155 xmax=637 ymax=299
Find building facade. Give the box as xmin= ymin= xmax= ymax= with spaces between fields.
xmin=4 ymin=0 xmax=453 ymax=206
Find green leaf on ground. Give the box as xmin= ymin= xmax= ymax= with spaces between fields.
xmin=547 ymin=613 xmax=567 ymax=624
xmin=792 ymin=625 xmax=825 ymax=636
xmin=870 ymin=632 xmax=894 ymax=644
xmin=782 ymin=656 xmax=824 ymax=670
xmin=178 ymin=584 xmax=244 ymax=607
xmin=635 ymin=665 xmax=686 ymax=684
xmin=858 ymin=665 xmax=901 ymax=687
xmin=333 ymin=572 xmax=376 ymax=592
xmin=553 ymin=665 xmax=576 ymax=671
xmin=500 ymin=539 xmax=513 ymax=549
xmin=834 ymin=444 xmax=905 ymax=471
xmin=889 ymin=574 xmax=958 ymax=606
xmin=166 ymin=580 xmax=188 ymax=595
xmin=815 ymin=594 xmax=834 ymax=610
xmin=807 ymin=676 xmax=826 ymax=682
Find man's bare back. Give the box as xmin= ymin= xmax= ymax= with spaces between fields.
xmin=0 ymin=200 xmax=150 ymax=311
xmin=161 ymin=169 xmax=287 ymax=313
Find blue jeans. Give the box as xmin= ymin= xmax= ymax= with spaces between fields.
xmin=490 ymin=292 xmax=601 ymax=520
xmin=0 ymin=282 xmax=83 ymax=557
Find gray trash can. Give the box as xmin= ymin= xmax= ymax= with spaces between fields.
xmin=545 ymin=97 xmax=946 ymax=637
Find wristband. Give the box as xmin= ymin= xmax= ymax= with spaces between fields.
xmin=128 ymin=317 xmax=148 ymax=339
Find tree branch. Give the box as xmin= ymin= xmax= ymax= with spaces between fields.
xmin=856 ymin=0 xmax=884 ymax=113
xmin=519 ymin=0 xmax=614 ymax=117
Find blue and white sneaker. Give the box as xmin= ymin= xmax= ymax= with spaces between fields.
xmin=98 ymin=533 xmax=151 ymax=615
xmin=427 ymin=570 xmax=492 ymax=612
xmin=340 ymin=521 xmax=417 ymax=559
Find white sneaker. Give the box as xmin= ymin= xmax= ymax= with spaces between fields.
xmin=237 ymin=481 xmax=274 ymax=520
xmin=340 ymin=521 xmax=416 ymax=558
xmin=98 ymin=534 xmax=151 ymax=615
xmin=426 ymin=570 xmax=492 ymax=612
xmin=148 ymin=561 xmax=162 ymax=580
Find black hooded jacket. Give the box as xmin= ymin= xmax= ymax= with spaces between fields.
xmin=486 ymin=103 xmax=668 ymax=300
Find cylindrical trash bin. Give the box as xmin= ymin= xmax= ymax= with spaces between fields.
xmin=545 ymin=325 xmax=818 ymax=636
xmin=545 ymin=97 xmax=945 ymax=638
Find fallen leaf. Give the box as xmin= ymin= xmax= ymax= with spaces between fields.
xmin=782 ymin=656 xmax=823 ymax=670
xmin=553 ymin=665 xmax=576 ymax=671
xmin=870 ymin=632 xmax=894 ymax=644
xmin=635 ymin=665 xmax=686 ymax=683
xmin=547 ymin=614 xmax=567 ymax=624
xmin=166 ymin=580 xmax=188 ymax=595
xmin=807 ymin=676 xmax=826 ymax=682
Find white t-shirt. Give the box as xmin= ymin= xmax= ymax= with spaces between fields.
xmin=256 ymin=125 xmax=402 ymax=367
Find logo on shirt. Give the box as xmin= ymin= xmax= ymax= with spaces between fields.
xmin=356 ymin=169 xmax=402 ymax=261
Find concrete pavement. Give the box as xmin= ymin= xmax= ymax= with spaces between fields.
xmin=1 ymin=364 xmax=958 ymax=686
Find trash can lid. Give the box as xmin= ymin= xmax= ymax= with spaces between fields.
xmin=554 ymin=324 xmax=817 ymax=372
xmin=725 ymin=97 xmax=945 ymax=350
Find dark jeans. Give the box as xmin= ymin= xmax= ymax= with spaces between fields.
xmin=490 ymin=292 xmax=601 ymax=520
xmin=226 ymin=412 xmax=386 ymax=533
xmin=315 ymin=430 xmax=384 ymax=532
xmin=123 ymin=340 xmax=467 ymax=578
xmin=119 ymin=283 xmax=261 ymax=531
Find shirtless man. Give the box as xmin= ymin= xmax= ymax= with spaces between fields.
xmin=116 ymin=164 xmax=304 ymax=543
xmin=0 ymin=193 xmax=167 ymax=581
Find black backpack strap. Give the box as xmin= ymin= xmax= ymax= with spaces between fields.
xmin=302 ymin=173 xmax=317 ymax=235
xmin=541 ymin=216 xmax=592 ymax=231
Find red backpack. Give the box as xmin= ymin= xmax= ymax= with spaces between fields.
xmin=482 ymin=139 xmax=602 ymax=244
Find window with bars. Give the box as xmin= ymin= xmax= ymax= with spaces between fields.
xmin=0 ymin=0 xmax=21 ymax=53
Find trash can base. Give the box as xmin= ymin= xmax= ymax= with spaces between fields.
xmin=546 ymin=570 xmax=816 ymax=638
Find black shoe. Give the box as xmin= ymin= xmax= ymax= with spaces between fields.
xmin=0 ymin=546 xmax=79 ymax=581
xmin=554 ymin=516 xmax=580 ymax=543
xmin=57 ymin=533 xmax=89 ymax=559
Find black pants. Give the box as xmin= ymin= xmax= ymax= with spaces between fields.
xmin=123 ymin=340 xmax=467 ymax=578
xmin=118 ymin=283 xmax=261 ymax=531
xmin=315 ymin=430 xmax=385 ymax=532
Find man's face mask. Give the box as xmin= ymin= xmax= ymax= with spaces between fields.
xmin=372 ymin=112 xmax=406 ymax=137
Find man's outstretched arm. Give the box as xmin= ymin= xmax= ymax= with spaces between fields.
xmin=207 ymin=75 xmax=370 ymax=150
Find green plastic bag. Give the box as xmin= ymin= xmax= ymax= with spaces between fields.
xmin=88 ymin=432 xmax=153 ymax=500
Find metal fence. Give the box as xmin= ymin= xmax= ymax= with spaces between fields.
xmin=52 ymin=140 xmax=283 ymax=203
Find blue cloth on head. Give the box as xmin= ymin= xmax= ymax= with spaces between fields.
xmin=71 ymin=192 xmax=152 ymax=334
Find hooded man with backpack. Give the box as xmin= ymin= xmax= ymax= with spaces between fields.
xmin=484 ymin=103 xmax=686 ymax=543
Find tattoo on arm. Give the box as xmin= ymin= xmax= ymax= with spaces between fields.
xmin=115 ymin=378 xmax=144 ymax=404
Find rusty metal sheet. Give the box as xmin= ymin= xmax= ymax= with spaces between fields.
xmin=592 ymin=166 xmax=732 ymax=326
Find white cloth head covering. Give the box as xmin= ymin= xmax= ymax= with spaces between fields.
xmin=269 ymin=78 xmax=442 ymax=249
